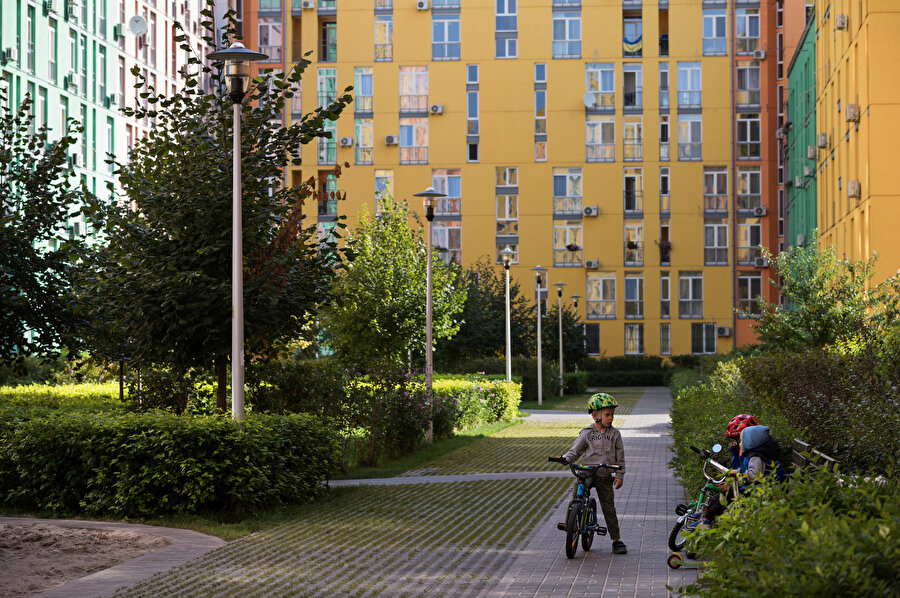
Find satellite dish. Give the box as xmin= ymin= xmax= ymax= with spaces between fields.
xmin=582 ymin=92 xmax=597 ymax=108
xmin=128 ymin=15 xmax=148 ymax=36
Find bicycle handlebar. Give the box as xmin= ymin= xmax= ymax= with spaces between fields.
xmin=548 ymin=457 xmax=623 ymax=472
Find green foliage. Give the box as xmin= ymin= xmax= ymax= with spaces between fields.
xmin=0 ymin=89 xmax=87 ymax=364
xmin=578 ymin=354 xmax=667 ymax=372
xmin=0 ymin=411 xmax=339 ymax=517
xmin=539 ymin=302 xmax=588 ymax=370
xmin=678 ymin=472 xmax=900 ymax=598
xmin=433 ymin=378 xmax=521 ymax=429
xmin=75 ymin=5 xmax=352 ymax=399
xmin=324 ymin=194 xmax=466 ymax=369
xmin=585 ymin=369 xmax=671 ymax=387
xmin=563 ymin=371 xmax=589 ymax=394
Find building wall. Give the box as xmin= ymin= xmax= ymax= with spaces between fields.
xmin=786 ymin=14 xmax=817 ymax=251
xmin=815 ymin=0 xmax=900 ymax=282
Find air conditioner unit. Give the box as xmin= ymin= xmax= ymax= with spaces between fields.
xmin=339 ymin=136 xmax=353 ymax=147
xmin=384 ymin=134 xmax=399 ymax=145
xmin=794 ymin=175 xmax=803 ymax=188
xmin=752 ymin=50 xmax=766 ymax=60
xmin=803 ymin=165 xmax=813 ymax=177
xmin=64 ymin=73 xmax=78 ymax=92
xmin=716 ymin=326 xmax=732 ymax=338
xmin=836 ymin=14 xmax=848 ymax=30
xmin=754 ymin=257 xmax=770 ymax=268
xmin=428 ymin=104 xmax=443 ymax=115
xmin=417 ymin=0 xmax=429 ymax=10
xmin=301 ymin=0 xmax=315 ymax=8
xmin=113 ymin=23 xmax=124 ymax=40
xmin=584 ymin=259 xmax=600 ymax=269
xmin=845 ymin=103 xmax=859 ymax=122
xmin=775 ymin=127 xmax=784 ymax=139
xmin=807 ymin=145 xmax=817 ymax=160
xmin=817 ymin=132 xmax=828 ymax=148
xmin=42 ymin=0 xmax=57 ymax=16
xmin=752 ymin=206 xmax=768 ymax=217
xmin=3 ymin=48 xmax=18 ymax=63
xmin=583 ymin=206 xmax=599 ymax=217
xmin=796 ymin=234 xmax=805 ymax=247
xmin=847 ymin=179 xmax=861 ymax=198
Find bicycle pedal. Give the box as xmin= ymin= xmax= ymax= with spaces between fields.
xmin=595 ymin=526 xmax=607 ymax=536
xmin=556 ymin=522 xmax=566 ymax=531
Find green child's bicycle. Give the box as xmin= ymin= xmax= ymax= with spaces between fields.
xmin=548 ymin=456 xmax=623 ymax=559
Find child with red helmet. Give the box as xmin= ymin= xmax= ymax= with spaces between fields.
xmin=696 ymin=414 xmax=760 ymax=529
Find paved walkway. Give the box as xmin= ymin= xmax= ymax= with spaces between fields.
xmin=7 ymin=386 xmax=696 ymax=597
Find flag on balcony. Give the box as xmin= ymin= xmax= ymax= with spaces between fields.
xmin=623 ymin=35 xmax=643 ymax=54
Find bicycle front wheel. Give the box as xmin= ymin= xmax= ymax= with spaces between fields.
xmin=565 ymin=501 xmax=582 ymax=559
xmin=581 ymin=498 xmax=596 ymax=551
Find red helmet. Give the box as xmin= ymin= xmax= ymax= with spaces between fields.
xmin=726 ymin=414 xmax=759 ymax=439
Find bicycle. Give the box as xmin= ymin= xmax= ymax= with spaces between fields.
xmin=548 ymin=456 xmax=623 ymax=559
xmin=668 ymin=443 xmax=734 ymax=553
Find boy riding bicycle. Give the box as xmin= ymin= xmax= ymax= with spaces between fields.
xmin=559 ymin=393 xmax=627 ymax=555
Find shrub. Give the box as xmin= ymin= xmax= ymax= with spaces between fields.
xmin=514 ymin=357 xmax=560 ymax=401
xmin=0 ymin=410 xmax=339 ymax=517
xmin=677 ymin=472 xmax=900 ymax=597
xmin=669 ymin=354 xmax=701 ymax=370
xmin=563 ymin=371 xmax=589 ymax=394
xmin=585 ymin=369 xmax=670 ymax=387
xmin=578 ymin=355 xmax=667 ymax=372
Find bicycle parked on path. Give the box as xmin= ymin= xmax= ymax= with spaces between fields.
xmin=667 ymin=444 xmax=735 ymax=553
xmin=548 ymin=456 xmax=623 ymax=559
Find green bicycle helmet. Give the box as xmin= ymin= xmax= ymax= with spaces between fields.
xmin=587 ymin=392 xmax=619 ymax=413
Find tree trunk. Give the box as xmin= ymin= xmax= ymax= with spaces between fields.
xmin=216 ymin=355 xmax=227 ymax=412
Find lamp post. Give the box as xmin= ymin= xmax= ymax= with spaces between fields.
xmin=571 ymin=294 xmax=581 ymax=371
xmin=500 ymin=246 xmax=515 ymax=383
xmin=531 ymin=265 xmax=547 ymax=405
xmin=207 ymin=42 xmax=268 ymax=422
xmin=414 ymin=186 xmax=445 ymax=446
xmin=554 ymin=281 xmax=566 ymax=397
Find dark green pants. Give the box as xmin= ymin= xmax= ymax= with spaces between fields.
xmin=574 ymin=475 xmax=621 ymax=541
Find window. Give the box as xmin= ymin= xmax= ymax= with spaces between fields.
xmin=467 ymin=89 xmax=479 ymax=134
xmin=736 ymin=63 xmax=760 ymax=105
xmin=737 ymin=166 xmax=761 ymax=210
xmin=496 ymin=0 xmax=517 ymax=31
xmin=659 ymin=63 xmax=669 ymax=109
xmin=553 ymin=221 xmax=583 ymax=266
xmin=623 ymin=18 xmax=642 ymax=58
xmin=586 ymin=324 xmax=601 ymax=355
xmin=355 ymin=119 xmax=373 ymax=164
xmin=105 ymin=116 xmax=113 ymax=174
xmin=552 ymin=12 xmax=581 ymax=59
xmin=354 ymin=67 xmax=373 ymax=111
xmin=259 ymin=17 xmax=283 ymax=62
xmin=433 ymin=14 xmax=460 ymax=60
xmin=469 ymin=142 xmax=480 ymax=162
xmin=534 ymin=63 xmax=546 ymax=83
xmin=399 ymin=117 xmax=428 ymax=164
xmin=677 ymin=114 xmax=702 ymax=160
xmin=624 ymin=167 xmax=643 ymax=213
xmin=496 ymin=193 xmax=518 ymax=235
xmin=318 ymin=172 xmax=338 ymax=217
xmin=737 ymin=271 xmax=762 ymax=316
xmin=624 ymin=224 xmax=643 ymax=265
xmin=26 ymin=6 xmax=35 ymax=73
xmin=496 ymin=244 xmax=519 ymax=265
xmin=659 ymin=219 xmax=671 ymax=264
xmin=432 ymin=169 xmax=461 ymax=215
xmin=660 ymin=323 xmax=671 ymax=355
xmin=496 ymin=37 xmax=517 ymax=59
xmin=737 ymin=113 xmax=761 ymax=158
xmin=468 ymin=64 xmax=480 ymax=84
xmin=496 ymin=166 xmax=518 ymax=186
xmin=704 ymin=219 xmax=728 ymax=265
xmin=586 ymin=116 xmax=614 ymax=161
xmin=399 ymin=66 xmax=428 ymax=112
xmin=587 ymin=272 xmax=616 ymax=319
xmin=703 ymin=9 xmax=726 ymax=55
xmin=318 ymin=68 xmax=336 ymax=107
xmin=623 ymin=64 xmax=642 ymax=108
xmin=659 ymin=115 xmax=670 ymax=161
xmin=624 ymin=274 xmax=643 ymax=318
xmin=375 ymin=15 xmax=392 ymax=61
xmin=659 ymin=167 xmax=670 ymax=212
xmin=375 ymin=169 xmax=393 ymax=213
xmin=318 ymin=121 xmax=336 ymax=165
xmin=496 ymin=0 xmax=518 ymax=58
xmin=703 ymin=167 xmax=727 ymax=211
xmin=433 ymin=221 xmax=461 ymax=264
xmin=676 ymin=62 xmax=701 ymax=108
xmin=737 ymin=219 xmax=762 ymax=263
xmin=49 ymin=18 xmax=58 ymax=83
xmin=691 ymin=323 xmax=716 ymax=354
xmin=552 ymin=167 xmax=582 ymax=214
xmin=623 ymin=116 xmax=642 ymax=161
xmin=678 ymin=271 xmax=703 ymax=318
xmin=660 ymin=271 xmax=670 ymax=318
xmin=585 ymin=63 xmax=614 ymax=108
xmin=624 ymin=323 xmax=644 ymax=355
xmin=320 ymin=21 xmax=337 ymax=62
xmin=736 ymin=9 xmax=760 ymax=54
xmin=535 ymin=89 xmax=547 ymax=134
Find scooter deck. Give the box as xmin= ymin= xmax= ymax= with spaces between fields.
xmin=667 ymin=552 xmax=702 ymax=569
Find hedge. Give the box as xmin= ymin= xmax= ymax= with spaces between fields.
xmin=0 ymin=411 xmax=339 ymax=517
xmin=432 ymin=378 xmax=520 ymax=430
xmin=585 ymin=369 xmax=671 ymax=387
xmin=0 ymin=383 xmax=122 ymax=409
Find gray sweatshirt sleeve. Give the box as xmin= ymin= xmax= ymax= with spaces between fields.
xmin=613 ymin=429 xmax=625 ymax=479
xmin=563 ymin=430 xmax=588 ymax=464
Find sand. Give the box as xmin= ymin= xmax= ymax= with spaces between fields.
xmin=0 ymin=522 xmax=171 ymax=598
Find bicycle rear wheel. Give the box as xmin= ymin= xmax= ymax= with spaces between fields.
xmin=581 ymin=498 xmax=596 ymax=551
xmin=565 ymin=501 xmax=582 ymax=559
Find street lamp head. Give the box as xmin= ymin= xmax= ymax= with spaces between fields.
xmin=531 ymin=265 xmax=547 ymax=287
xmin=414 ymin=186 xmax=446 ymax=222
xmin=499 ymin=245 xmax=515 ymax=269
xmin=208 ymin=42 xmax=269 ymax=103
xmin=571 ymin=294 xmax=581 ymax=309
xmin=554 ymin=281 xmax=566 ymax=297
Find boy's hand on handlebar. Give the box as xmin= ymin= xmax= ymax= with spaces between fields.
xmin=613 ymin=478 xmax=623 ymax=489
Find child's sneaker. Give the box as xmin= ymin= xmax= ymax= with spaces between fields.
xmin=612 ymin=540 xmax=628 ymax=554
xmin=685 ymin=512 xmax=702 ymax=529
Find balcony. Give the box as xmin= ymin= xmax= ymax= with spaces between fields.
xmin=659 ymin=141 xmax=670 ymax=161
xmin=552 ymin=196 xmax=583 ymax=217
xmin=659 ymin=241 xmax=672 ymax=265
xmin=703 ymin=195 xmax=727 ymax=212
xmin=623 ymin=140 xmax=643 ymax=162
xmin=399 ymin=95 xmax=428 ymax=113
xmin=623 ymin=190 xmax=643 ymax=215
xmin=659 ymin=35 xmax=669 ymax=57
xmin=554 ymin=248 xmax=583 ymax=267
xmin=678 ymin=142 xmax=702 ymax=161
xmin=587 ymin=144 xmax=614 ymax=162
xmin=624 ymin=242 xmax=644 ymax=266
xmin=623 ymin=89 xmax=643 ymax=110
xmin=736 ymin=194 xmax=761 ymax=211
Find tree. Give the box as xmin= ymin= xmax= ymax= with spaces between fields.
xmin=540 ymin=302 xmax=588 ymax=370
xmin=436 ymin=258 xmax=533 ymax=368
xmin=324 ymin=194 xmax=467 ymax=369
xmin=74 ymin=7 xmax=353 ymax=409
xmin=0 ymin=90 xmax=87 ymax=365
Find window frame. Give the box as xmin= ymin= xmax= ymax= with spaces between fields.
xmin=587 ymin=272 xmax=617 ymax=319
xmin=552 ymin=11 xmax=581 ymax=59
xmin=678 ymin=271 xmax=703 ymax=319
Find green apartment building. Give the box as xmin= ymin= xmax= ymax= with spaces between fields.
xmin=785 ymin=15 xmax=816 ymax=250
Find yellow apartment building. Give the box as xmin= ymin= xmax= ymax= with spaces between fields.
xmin=814 ymin=0 xmax=900 ymax=283
xmin=239 ymin=0 xmax=778 ymax=358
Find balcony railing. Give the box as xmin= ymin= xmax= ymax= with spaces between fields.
xmin=678 ymin=142 xmax=702 ymax=161
xmin=624 ymin=242 xmax=644 ymax=265
xmin=400 ymin=95 xmax=427 ymax=112
xmin=736 ymin=89 xmax=760 ymax=106
xmin=554 ymin=249 xmax=583 ymax=267
xmin=659 ymin=35 xmax=669 ymax=57
xmin=660 ymin=141 xmax=670 ymax=161
xmin=737 ymin=194 xmax=761 ymax=210
xmin=623 ymin=140 xmax=643 ymax=161
xmin=624 ymin=190 xmax=643 ymax=213
xmin=399 ymin=147 xmax=428 ymax=164
xmin=587 ymin=144 xmax=614 ymax=162
xmin=623 ymin=89 xmax=643 ymax=109
xmin=552 ymin=196 xmax=582 ymax=215
xmin=703 ymin=195 xmax=727 ymax=212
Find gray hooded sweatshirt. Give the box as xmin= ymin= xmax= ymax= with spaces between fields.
xmin=563 ymin=424 xmax=626 ymax=479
